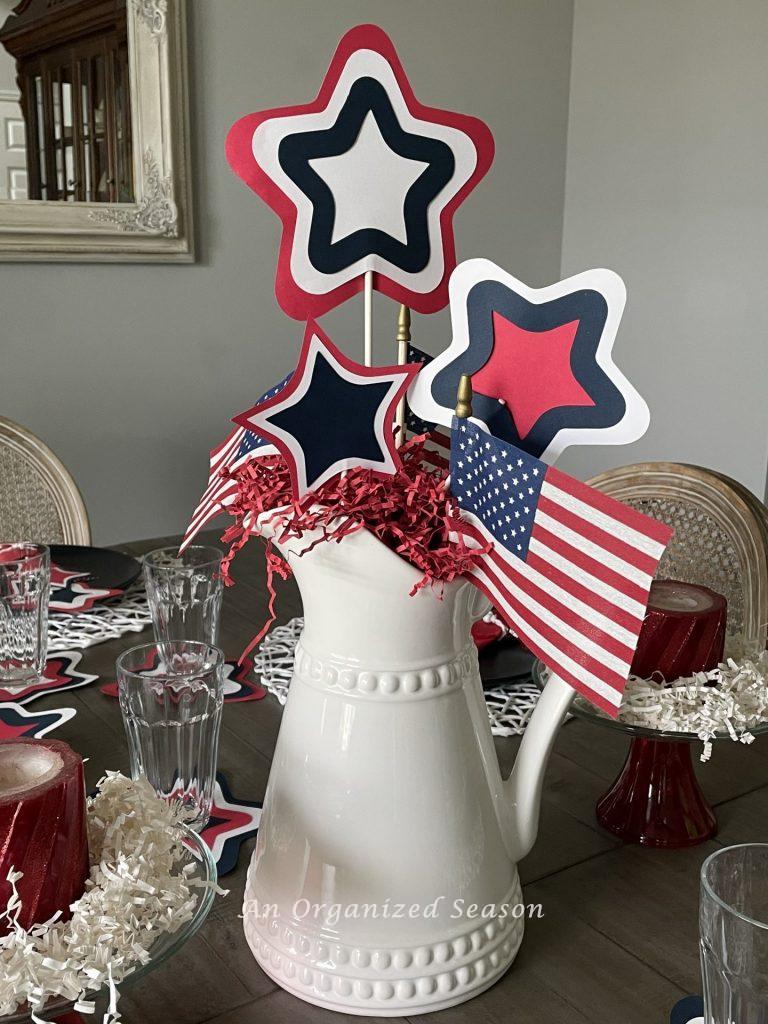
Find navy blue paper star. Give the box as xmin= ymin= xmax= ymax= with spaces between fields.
xmin=233 ymin=321 xmax=419 ymax=498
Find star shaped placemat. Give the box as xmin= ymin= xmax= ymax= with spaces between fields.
xmin=0 ymin=651 xmax=97 ymax=705
xmin=50 ymin=564 xmax=122 ymax=614
xmin=200 ymin=773 xmax=262 ymax=876
xmin=226 ymin=24 xmax=494 ymax=318
xmin=0 ymin=702 xmax=76 ymax=740
xmin=670 ymin=996 xmax=704 ymax=1024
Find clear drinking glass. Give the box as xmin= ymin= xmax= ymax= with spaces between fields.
xmin=143 ymin=546 xmax=223 ymax=645
xmin=700 ymin=843 xmax=768 ymax=1023
xmin=0 ymin=542 xmax=50 ymax=684
xmin=117 ymin=641 xmax=224 ymax=831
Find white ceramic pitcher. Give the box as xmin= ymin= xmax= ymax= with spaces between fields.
xmin=243 ymin=523 xmax=574 ymax=1015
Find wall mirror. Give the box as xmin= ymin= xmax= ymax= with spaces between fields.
xmin=0 ymin=0 xmax=191 ymax=261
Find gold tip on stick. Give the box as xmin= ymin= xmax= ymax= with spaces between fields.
xmin=455 ymin=375 xmax=473 ymax=419
xmin=397 ymin=305 xmax=411 ymax=344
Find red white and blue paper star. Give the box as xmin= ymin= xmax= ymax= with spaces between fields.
xmin=226 ymin=24 xmax=494 ymax=319
xmin=50 ymin=564 xmax=122 ymax=613
xmin=0 ymin=702 xmax=76 ymax=740
xmin=409 ymin=258 xmax=649 ymax=463
xmin=200 ymin=773 xmax=262 ymax=876
xmin=234 ymin=321 xmax=419 ymax=498
xmin=0 ymin=651 xmax=97 ymax=705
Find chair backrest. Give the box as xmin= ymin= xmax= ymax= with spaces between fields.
xmin=0 ymin=416 xmax=90 ymax=545
xmin=588 ymin=462 xmax=768 ymax=647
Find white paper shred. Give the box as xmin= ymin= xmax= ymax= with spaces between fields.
xmin=581 ymin=637 xmax=768 ymax=761
xmin=0 ymin=773 xmax=221 ymax=1021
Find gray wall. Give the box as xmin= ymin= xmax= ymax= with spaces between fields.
xmin=559 ymin=0 xmax=768 ymax=496
xmin=0 ymin=0 xmax=574 ymax=543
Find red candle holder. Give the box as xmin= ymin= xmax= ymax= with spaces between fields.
xmin=596 ymin=736 xmax=717 ymax=847
xmin=595 ymin=580 xmax=726 ymax=849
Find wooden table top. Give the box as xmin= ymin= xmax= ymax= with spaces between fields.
xmin=45 ymin=529 xmax=768 ymax=1024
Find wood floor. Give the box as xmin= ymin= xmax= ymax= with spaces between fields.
xmin=49 ymin=530 xmax=768 ymax=1023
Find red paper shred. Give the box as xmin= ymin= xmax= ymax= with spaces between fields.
xmin=218 ymin=435 xmax=489 ymax=650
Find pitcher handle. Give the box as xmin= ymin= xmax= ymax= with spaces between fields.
xmin=504 ymin=674 xmax=575 ymax=863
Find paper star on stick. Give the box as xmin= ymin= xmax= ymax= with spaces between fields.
xmin=409 ymin=258 xmax=649 ymax=462
xmin=226 ymin=23 xmax=494 ymax=319
xmin=233 ymin=321 xmax=419 ymax=499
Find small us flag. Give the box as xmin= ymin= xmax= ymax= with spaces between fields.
xmin=182 ymin=373 xmax=292 ymax=550
xmin=450 ymin=419 xmax=672 ymax=716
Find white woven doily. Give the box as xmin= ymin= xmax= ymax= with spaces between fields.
xmin=47 ymin=581 xmax=152 ymax=654
xmin=251 ymin=617 xmax=542 ymax=737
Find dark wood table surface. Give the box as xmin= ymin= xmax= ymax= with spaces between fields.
xmin=42 ymin=529 xmax=768 ymax=1023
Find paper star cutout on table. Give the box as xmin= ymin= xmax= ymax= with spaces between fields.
xmin=670 ymin=996 xmax=704 ymax=1024
xmin=0 ymin=650 xmax=97 ymax=705
xmin=199 ymin=773 xmax=262 ymax=876
xmin=50 ymin=563 xmax=122 ymax=612
xmin=226 ymin=23 xmax=494 ymax=319
xmin=233 ymin=321 xmax=420 ymax=498
xmin=408 ymin=258 xmax=650 ymax=463
xmin=0 ymin=702 xmax=76 ymax=740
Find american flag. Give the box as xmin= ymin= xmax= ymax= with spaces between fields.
xmin=181 ymin=374 xmax=292 ymax=550
xmin=450 ymin=419 xmax=672 ymax=716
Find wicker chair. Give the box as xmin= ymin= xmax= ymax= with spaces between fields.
xmin=0 ymin=416 xmax=90 ymax=544
xmin=587 ymin=462 xmax=768 ymax=647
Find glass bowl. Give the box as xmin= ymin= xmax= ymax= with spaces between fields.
xmin=1 ymin=826 xmax=217 ymax=1023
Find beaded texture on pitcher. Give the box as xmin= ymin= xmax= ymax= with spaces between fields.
xmin=253 ymin=617 xmax=544 ymax=735
xmin=293 ymin=642 xmax=476 ymax=699
xmin=243 ymin=866 xmax=525 ymax=1011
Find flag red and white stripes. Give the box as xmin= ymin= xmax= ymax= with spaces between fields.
xmin=181 ymin=375 xmax=292 ymax=550
xmin=450 ymin=419 xmax=672 ymax=716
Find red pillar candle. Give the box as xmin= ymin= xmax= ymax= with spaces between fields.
xmin=630 ymin=579 xmax=727 ymax=682
xmin=0 ymin=738 xmax=89 ymax=935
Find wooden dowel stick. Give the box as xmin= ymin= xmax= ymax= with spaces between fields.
xmin=395 ymin=304 xmax=410 ymax=447
xmin=364 ymin=270 xmax=373 ymax=366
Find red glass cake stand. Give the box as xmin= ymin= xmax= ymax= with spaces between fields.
xmin=533 ymin=661 xmax=768 ymax=848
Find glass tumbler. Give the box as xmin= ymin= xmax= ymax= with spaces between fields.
xmin=117 ymin=641 xmax=224 ymax=830
xmin=143 ymin=546 xmax=223 ymax=645
xmin=0 ymin=542 xmax=50 ymax=684
xmin=700 ymin=843 xmax=768 ymax=1023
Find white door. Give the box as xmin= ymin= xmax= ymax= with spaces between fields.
xmin=0 ymin=90 xmax=26 ymax=200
